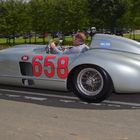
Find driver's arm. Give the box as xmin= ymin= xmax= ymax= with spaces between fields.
xmin=50 ymin=42 xmax=63 ymax=54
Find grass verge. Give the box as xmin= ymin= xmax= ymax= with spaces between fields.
xmin=0 ymin=34 xmax=139 ymax=49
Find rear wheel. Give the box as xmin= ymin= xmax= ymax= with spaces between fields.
xmin=72 ymin=66 xmax=113 ymax=103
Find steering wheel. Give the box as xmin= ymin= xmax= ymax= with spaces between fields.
xmin=46 ymin=39 xmax=64 ymax=54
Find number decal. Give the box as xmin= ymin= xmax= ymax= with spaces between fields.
xmin=44 ymin=56 xmax=56 ymax=78
xmin=32 ymin=56 xmax=43 ymax=77
xmin=32 ymin=55 xmax=69 ymax=79
xmin=57 ymin=56 xmax=68 ymax=79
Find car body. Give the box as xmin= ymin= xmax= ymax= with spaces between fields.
xmin=0 ymin=34 xmax=140 ymax=102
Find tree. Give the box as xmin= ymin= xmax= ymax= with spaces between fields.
xmin=0 ymin=2 xmax=8 ymax=37
xmin=88 ymin=0 xmax=127 ymax=31
xmin=29 ymin=0 xmax=50 ymax=43
xmin=0 ymin=0 xmax=31 ymax=44
xmin=44 ymin=0 xmax=89 ymax=32
xmin=130 ymin=0 xmax=140 ymax=28
xmin=124 ymin=0 xmax=140 ymax=39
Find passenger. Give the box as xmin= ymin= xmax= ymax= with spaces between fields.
xmin=50 ymin=32 xmax=89 ymax=54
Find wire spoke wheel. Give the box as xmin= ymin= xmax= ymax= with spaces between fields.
xmin=77 ymin=68 xmax=104 ymax=96
xmin=72 ymin=66 xmax=113 ymax=102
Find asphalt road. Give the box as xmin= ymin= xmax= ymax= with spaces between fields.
xmin=0 ymin=85 xmax=140 ymax=140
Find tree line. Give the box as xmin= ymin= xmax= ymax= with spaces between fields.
xmin=0 ymin=0 xmax=139 ymax=39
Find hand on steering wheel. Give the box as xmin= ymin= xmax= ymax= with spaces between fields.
xmin=50 ymin=42 xmax=56 ymax=49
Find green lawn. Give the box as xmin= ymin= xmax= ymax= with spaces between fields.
xmin=123 ymin=34 xmax=140 ymax=41
xmin=0 ymin=34 xmax=139 ymax=49
xmin=0 ymin=36 xmax=53 ymax=49
xmin=0 ymin=37 xmax=50 ymax=45
xmin=0 ymin=35 xmax=75 ymax=49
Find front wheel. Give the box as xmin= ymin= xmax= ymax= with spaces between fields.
xmin=72 ymin=66 xmax=113 ymax=103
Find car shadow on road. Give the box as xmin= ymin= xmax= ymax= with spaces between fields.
xmin=0 ymin=85 xmax=140 ymax=110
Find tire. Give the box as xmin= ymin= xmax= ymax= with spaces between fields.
xmin=72 ymin=66 xmax=113 ymax=103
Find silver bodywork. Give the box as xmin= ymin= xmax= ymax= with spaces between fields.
xmin=0 ymin=34 xmax=140 ymax=93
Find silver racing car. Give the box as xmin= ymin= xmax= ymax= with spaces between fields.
xmin=0 ymin=34 xmax=140 ymax=102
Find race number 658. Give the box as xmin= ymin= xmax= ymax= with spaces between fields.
xmin=32 ymin=55 xmax=68 ymax=79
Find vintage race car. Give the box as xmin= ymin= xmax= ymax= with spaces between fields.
xmin=0 ymin=34 xmax=140 ymax=102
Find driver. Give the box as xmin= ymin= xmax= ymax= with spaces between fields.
xmin=50 ymin=32 xmax=89 ymax=54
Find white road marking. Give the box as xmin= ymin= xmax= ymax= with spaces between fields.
xmin=6 ymin=94 xmax=21 ymax=98
xmin=59 ymin=99 xmax=75 ymax=103
xmin=131 ymin=106 xmax=140 ymax=109
xmin=0 ymin=88 xmax=140 ymax=107
xmin=104 ymin=100 xmax=140 ymax=107
xmin=0 ymin=88 xmax=78 ymax=100
xmin=24 ymin=96 xmax=47 ymax=101
xmin=91 ymin=103 xmax=102 ymax=106
xmin=78 ymin=101 xmax=89 ymax=105
xmin=107 ymin=104 xmax=121 ymax=108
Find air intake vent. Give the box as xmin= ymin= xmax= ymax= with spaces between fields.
xmin=19 ymin=62 xmax=33 ymax=76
